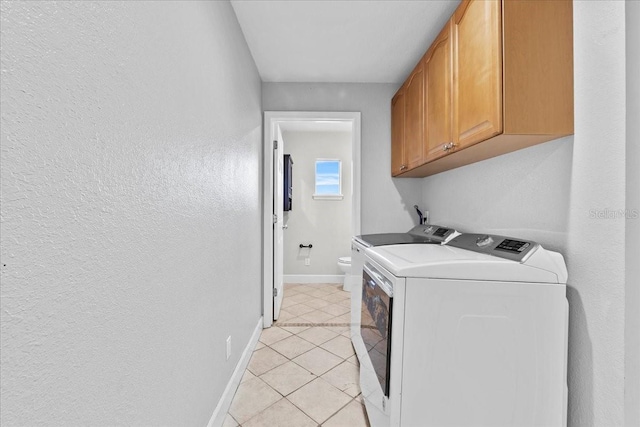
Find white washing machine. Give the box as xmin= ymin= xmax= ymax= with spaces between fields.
xmin=357 ymin=233 xmax=569 ymax=427
xmin=350 ymin=224 xmax=459 ymax=340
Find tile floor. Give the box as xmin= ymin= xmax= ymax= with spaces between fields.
xmin=224 ymin=283 xmax=370 ymax=427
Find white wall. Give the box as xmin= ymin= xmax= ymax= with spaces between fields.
xmin=625 ymin=1 xmax=640 ymax=425
xmin=0 ymin=1 xmax=262 ymax=425
xmin=420 ymin=2 xmax=632 ymax=425
xmin=281 ymin=131 xmax=352 ymax=276
xmin=263 ymin=83 xmax=424 ymax=234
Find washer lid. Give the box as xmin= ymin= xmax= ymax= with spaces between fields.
xmin=354 ymin=233 xmax=437 ymax=247
xmin=353 ymin=223 xmax=458 ymax=247
xmin=365 ymin=244 xmax=567 ymax=284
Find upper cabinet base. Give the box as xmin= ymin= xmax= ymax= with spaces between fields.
xmin=399 ymin=133 xmax=564 ymax=178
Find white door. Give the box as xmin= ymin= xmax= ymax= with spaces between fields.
xmin=273 ymin=130 xmax=285 ymax=320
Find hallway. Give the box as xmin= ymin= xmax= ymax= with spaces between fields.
xmin=223 ymin=283 xmax=370 ymax=426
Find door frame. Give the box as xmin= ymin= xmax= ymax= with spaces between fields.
xmin=262 ymin=111 xmax=362 ymax=328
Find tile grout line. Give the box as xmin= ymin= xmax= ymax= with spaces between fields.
xmin=252 ymin=331 xmax=347 ymax=390
xmin=277 ymin=379 xmax=357 ymax=427
xmin=267 ymin=339 xmax=358 ymax=424
xmin=318 ymin=394 xmax=365 ymax=426
xmin=229 ymin=284 xmax=367 ymax=427
xmin=248 ymin=335 xmax=354 ymax=424
xmin=244 ymin=346 xmax=349 ymax=425
xmin=275 ymin=322 xmax=351 ymax=328
xmin=282 ymin=284 xmax=360 ymax=425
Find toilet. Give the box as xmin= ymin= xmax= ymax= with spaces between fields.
xmin=337 ymin=256 xmax=351 ymax=291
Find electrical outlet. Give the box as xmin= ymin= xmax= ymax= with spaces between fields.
xmin=226 ymin=336 xmax=231 ymax=360
xmin=305 ymin=258 xmax=310 ymax=266
xmin=425 ymin=210 xmax=430 ymax=224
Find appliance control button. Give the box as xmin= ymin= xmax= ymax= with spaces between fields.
xmin=476 ymin=235 xmax=494 ymax=247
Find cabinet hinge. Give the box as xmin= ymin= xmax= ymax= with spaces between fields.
xmin=272 ymin=214 xmax=277 ymax=224
xmin=273 ymin=288 xmax=279 ymax=297
xmin=273 ymin=140 xmax=278 ymax=149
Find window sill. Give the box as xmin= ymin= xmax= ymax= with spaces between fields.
xmin=312 ymin=194 xmax=344 ymax=201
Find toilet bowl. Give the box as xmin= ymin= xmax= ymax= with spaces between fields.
xmin=338 ymin=256 xmax=351 ymax=291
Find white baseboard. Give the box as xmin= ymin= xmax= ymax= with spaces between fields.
xmin=207 ymin=316 xmax=263 ymax=427
xmin=284 ymin=274 xmax=344 ymax=284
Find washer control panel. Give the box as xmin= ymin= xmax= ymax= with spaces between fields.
xmin=495 ymin=239 xmax=532 ymax=254
xmin=408 ymin=224 xmax=456 ymax=243
xmin=449 ymin=233 xmax=539 ymax=262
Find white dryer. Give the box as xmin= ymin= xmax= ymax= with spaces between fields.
xmin=357 ymin=233 xmax=569 ymax=427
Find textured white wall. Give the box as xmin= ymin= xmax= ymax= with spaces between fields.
xmin=0 ymin=1 xmax=262 ymax=425
xmin=566 ymin=4 xmax=626 ymax=424
xmin=420 ymin=2 xmax=628 ymax=425
xmin=281 ymin=131 xmax=352 ymax=275
xmin=625 ymin=1 xmax=640 ymax=425
xmin=262 ymin=83 xmax=424 ymax=235
xmin=420 ymin=137 xmax=573 ymax=249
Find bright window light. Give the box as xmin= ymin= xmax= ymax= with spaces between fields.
xmin=314 ymin=159 xmax=343 ymax=200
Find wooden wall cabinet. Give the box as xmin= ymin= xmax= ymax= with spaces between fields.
xmin=453 ymin=0 xmax=503 ymax=151
xmin=424 ymin=21 xmax=453 ymax=164
xmin=391 ymin=89 xmax=406 ymax=176
xmin=391 ymin=60 xmax=425 ymax=176
xmin=393 ymin=0 xmax=573 ymax=178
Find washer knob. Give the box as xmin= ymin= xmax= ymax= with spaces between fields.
xmin=476 ymin=235 xmax=494 ymax=247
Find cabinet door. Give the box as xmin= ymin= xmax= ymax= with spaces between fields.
xmin=404 ymin=61 xmax=425 ymax=170
xmin=424 ymin=21 xmax=453 ymax=163
xmin=391 ymin=90 xmax=406 ymax=176
xmin=453 ymin=0 xmax=502 ymax=149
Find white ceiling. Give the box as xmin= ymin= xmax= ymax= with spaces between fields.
xmin=230 ymin=0 xmax=461 ymax=84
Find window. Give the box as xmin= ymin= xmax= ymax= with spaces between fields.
xmin=313 ymin=159 xmax=343 ymax=200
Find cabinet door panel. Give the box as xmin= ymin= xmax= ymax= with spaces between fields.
xmin=391 ymin=91 xmax=406 ymax=176
xmin=425 ymin=22 xmax=453 ymax=162
xmin=404 ymin=62 xmax=424 ymax=170
xmin=454 ymin=0 xmax=502 ymax=148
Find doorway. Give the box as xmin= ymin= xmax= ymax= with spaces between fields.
xmin=262 ymin=112 xmax=361 ymax=328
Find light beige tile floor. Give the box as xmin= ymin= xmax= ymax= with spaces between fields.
xmin=224 ymin=283 xmax=370 ymax=427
